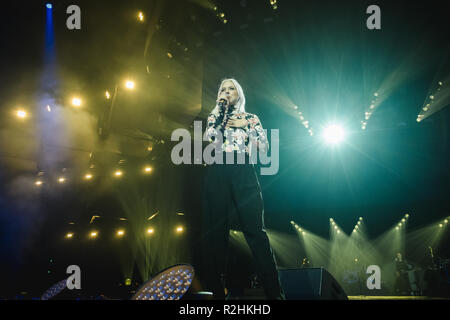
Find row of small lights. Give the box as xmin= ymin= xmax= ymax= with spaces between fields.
xmin=269 ymin=0 xmax=278 ymax=10
xmin=330 ymin=218 xmax=343 ymax=234
xmin=417 ymin=81 xmax=444 ymax=123
xmin=213 ymin=6 xmax=228 ymax=24
xmin=290 ymin=221 xmax=306 ymax=235
xmin=361 ymin=92 xmax=379 ymax=130
xmin=65 ymin=226 xmax=184 ymax=239
xmin=293 ymin=105 xmax=314 ymax=136
xmin=34 ymin=166 xmax=153 ymax=186
xmin=395 ymin=213 xmax=410 ymax=230
xmin=352 ymin=217 xmax=364 ymax=233
xmin=14 ymin=79 xmax=136 ymax=121
xmin=438 ymin=218 xmax=448 ymax=228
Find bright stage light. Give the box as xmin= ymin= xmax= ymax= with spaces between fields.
xmin=65 ymin=233 xmax=73 ymax=239
xmin=125 ymin=80 xmax=135 ymax=90
xmin=46 ymin=3 xmax=52 ymax=9
xmin=114 ymin=170 xmax=123 ymax=177
xmin=439 ymin=224 xmax=443 ymax=228
xmin=176 ymin=226 xmax=184 ymax=233
xmin=144 ymin=166 xmax=152 ymax=173
xmin=90 ymin=231 xmax=98 ymax=238
xmin=116 ymin=230 xmax=125 ymax=237
xmin=138 ymin=12 xmax=144 ymax=22
xmin=16 ymin=109 xmax=27 ymax=119
xmin=147 ymin=228 xmax=154 ymax=235
xmin=84 ymin=174 xmax=93 ymax=180
xmin=35 ymin=180 xmax=43 ymax=186
xmin=71 ymin=97 xmax=82 ymax=107
xmin=105 ymin=91 xmax=111 ymax=99
xmin=445 ymin=219 xmax=448 ymax=224
xmin=322 ymin=125 xmax=345 ymax=145
xmin=58 ymin=177 xmax=65 ymax=183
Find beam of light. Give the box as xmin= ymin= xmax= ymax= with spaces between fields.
xmin=267 ymin=230 xmax=304 ymax=268
xmin=147 ymin=228 xmax=154 ymax=235
xmin=46 ymin=3 xmax=52 ymax=9
xmin=105 ymin=91 xmax=111 ymax=99
xmin=176 ymin=226 xmax=184 ymax=233
xmin=58 ymin=177 xmax=66 ymax=183
xmin=65 ymin=233 xmax=73 ymax=239
xmin=89 ymin=231 xmax=98 ymax=238
xmin=322 ymin=124 xmax=346 ymax=145
xmin=114 ymin=170 xmax=123 ymax=177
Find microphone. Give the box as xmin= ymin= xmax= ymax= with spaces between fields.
xmin=218 ymin=98 xmax=228 ymax=109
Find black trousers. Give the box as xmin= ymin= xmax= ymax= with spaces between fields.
xmin=201 ymin=161 xmax=285 ymax=299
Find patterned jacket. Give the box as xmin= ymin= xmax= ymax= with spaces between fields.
xmin=205 ymin=106 xmax=269 ymax=155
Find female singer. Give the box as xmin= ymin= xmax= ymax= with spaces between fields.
xmin=201 ymin=78 xmax=285 ymax=300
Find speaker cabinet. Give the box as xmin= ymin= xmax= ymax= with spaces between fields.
xmin=279 ymin=267 xmax=348 ymax=300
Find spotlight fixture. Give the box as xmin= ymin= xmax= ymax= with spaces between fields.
xmin=131 ymin=264 xmax=194 ymax=300
xmin=90 ymin=231 xmax=98 ymax=238
xmin=176 ymin=226 xmax=184 ymax=233
xmin=147 ymin=228 xmax=154 ymax=235
xmin=65 ymin=233 xmax=74 ymax=239
xmin=116 ymin=230 xmax=125 ymax=237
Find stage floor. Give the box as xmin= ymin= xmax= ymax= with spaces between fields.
xmin=348 ymin=296 xmax=450 ymax=300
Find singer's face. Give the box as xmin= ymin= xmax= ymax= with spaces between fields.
xmin=219 ymin=81 xmax=239 ymax=106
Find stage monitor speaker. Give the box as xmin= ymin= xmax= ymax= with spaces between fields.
xmin=279 ymin=267 xmax=348 ymax=300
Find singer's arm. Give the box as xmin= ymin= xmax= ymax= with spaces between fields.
xmin=247 ymin=114 xmax=269 ymax=153
xmin=205 ymin=111 xmax=224 ymax=143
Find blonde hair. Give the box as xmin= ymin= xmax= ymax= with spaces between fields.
xmin=211 ymin=78 xmax=246 ymax=116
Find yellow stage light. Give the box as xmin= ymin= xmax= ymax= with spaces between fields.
xmin=105 ymin=91 xmax=111 ymax=99
xmin=117 ymin=230 xmax=125 ymax=237
xmin=125 ymin=80 xmax=135 ymax=90
xmin=144 ymin=166 xmax=152 ymax=173
xmin=114 ymin=170 xmax=123 ymax=177
xmin=35 ymin=180 xmax=43 ymax=186
xmin=84 ymin=174 xmax=93 ymax=180
xmin=16 ymin=110 xmax=27 ymax=118
xmin=66 ymin=233 xmax=74 ymax=239
xmin=90 ymin=231 xmax=98 ymax=238
xmin=58 ymin=177 xmax=66 ymax=183
xmin=176 ymin=226 xmax=184 ymax=233
xmin=439 ymin=224 xmax=443 ymax=228
xmin=445 ymin=219 xmax=448 ymax=224
xmin=138 ymin=11 xmax=144 ymax=22
xmin=72 ymin=97 xmax=82 ymax=107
